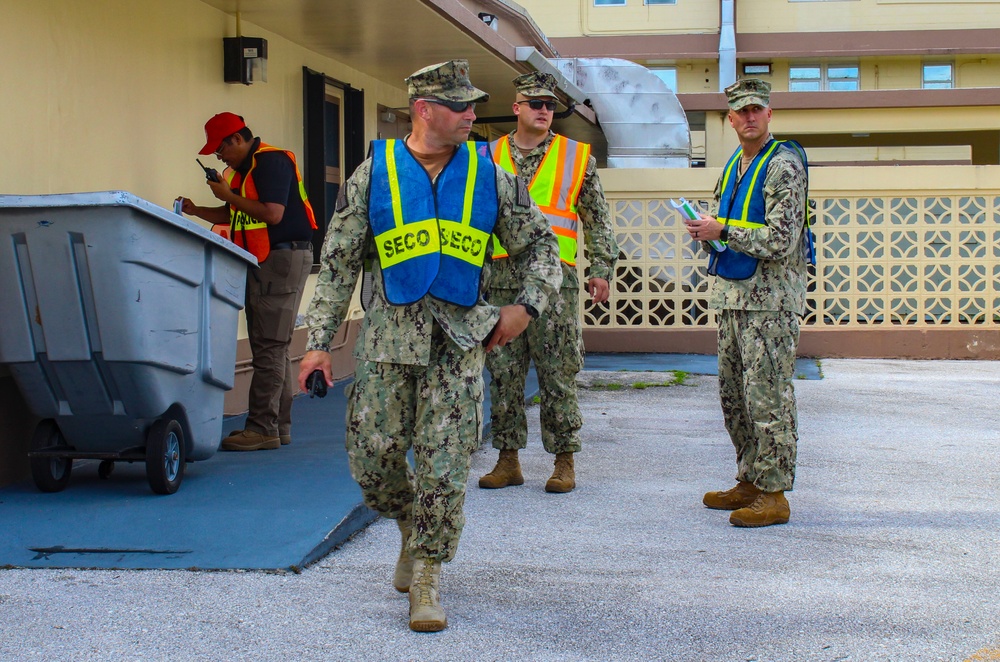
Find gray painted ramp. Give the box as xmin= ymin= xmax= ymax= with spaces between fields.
xmin=0 ymin=381 xmax=369 ymax=571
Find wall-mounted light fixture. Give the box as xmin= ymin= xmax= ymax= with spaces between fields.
xmin=224 ymin=36 xmax=268 ymax=85
xmin=742 ymin=63 xmax=772 ymax=76
xmin=478 ymin=12 xmax=499 ymax=31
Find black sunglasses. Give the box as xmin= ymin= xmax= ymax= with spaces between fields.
xmin=518 ymin=99 xmax=557 ymax=111
xmin=419 ymin=98 xmax=476 ymax=113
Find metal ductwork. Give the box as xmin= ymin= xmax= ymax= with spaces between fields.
xmin=516 ymin=49 xmax=691 ymax=168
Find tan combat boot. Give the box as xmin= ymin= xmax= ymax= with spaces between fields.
xmin=730 ymin=491 xmax=790 ymax=527
xmin=702 ymin=481 xmax=761 ymax=510
xmin=544 ymin=452 xmax=575 ymax=493
xmin=478 ymin=449 xmax=524 ymax=489
xmin=393 ymin=519 xmax=414 ymax=593
xmin=408 ymin=559 xmax=447 ymax=632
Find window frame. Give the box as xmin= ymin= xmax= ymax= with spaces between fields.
xmin=649 ymin=67 xmax=678 ymax=92
xmin=922 ymin=62 xmax=954 ymax=89
xmin=789 ymin=62 xmax=860 ymax=91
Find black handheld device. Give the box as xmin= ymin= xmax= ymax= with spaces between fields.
xmin=306 ymin=370 xmax=328 ymax=399
xmin=195 ymin=158 xmax=220 ymax=183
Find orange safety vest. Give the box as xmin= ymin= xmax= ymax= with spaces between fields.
xmin=489 ymin=134 xmax=589 ymax=266
xmin=223 ymin=142 xmax=318 ymax=263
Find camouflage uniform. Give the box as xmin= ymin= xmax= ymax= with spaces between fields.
xmin=305 ymin=156 xmax=561 ymax=562
xmin=487 ymin=129 xmax=617 ymax=454
xmin=709 ymin=122 xmax=808 ymax=494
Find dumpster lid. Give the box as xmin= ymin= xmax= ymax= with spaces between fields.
xmin=0 ymin=191 xmax=259 ymax=267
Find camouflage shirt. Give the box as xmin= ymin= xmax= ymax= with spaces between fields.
xmin=305 ymin=153 xmax=562 ymax=365
xmin=490 ymin=131 xmax=618 ymax=290
xmin=708 ymin=139 xmax=808 ymax=314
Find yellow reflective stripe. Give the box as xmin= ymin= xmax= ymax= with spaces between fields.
xmin=719 ymin=152 xmax=739 ymax=199
xmin=439 ymin=220 xmax=490 ymax=266
xmin=384 ymin=139 xmax=405 ymax=228
xmin=717 ymin=217 xmax=763 ymax=229
xmin=493 ymin=137 xmax=515 ymax=174
xmin=565 ymin=141 xmax=589 ymax=215
xmin=462 ymin=142 xmax=476 ymax=224
xmin=231 ymin=210 xmax=268 ymax=230
xmin=740 ymin=141 xmax=781 ymax=221
xmin=375 ymin=218 xmax=440 ymax=267
xmin=531 ymin=135 xmax=561 ymax=207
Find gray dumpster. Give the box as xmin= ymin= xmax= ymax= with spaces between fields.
xmin=0 ymin=191 xmax=257 ymax=494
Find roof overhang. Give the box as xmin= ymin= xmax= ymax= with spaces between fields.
xmin=197 ymin=0 xmax=606 ymax=157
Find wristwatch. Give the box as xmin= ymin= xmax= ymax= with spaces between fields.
xmin=719 ymin=225 xmax=730 ymax=243
xmin=521 ymin=303 xmax=539 ymax=319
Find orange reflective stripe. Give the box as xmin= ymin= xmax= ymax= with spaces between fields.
xmin=249 ymin=143 xmax=318 ymax=230
xmin=552 ymin=225 xmax=577 ymax=240
xmin=566 ymin=142 xmax=589 ymax=214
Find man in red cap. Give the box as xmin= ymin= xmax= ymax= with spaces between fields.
xmin=178 ymin=113 xmax=317 ymax=451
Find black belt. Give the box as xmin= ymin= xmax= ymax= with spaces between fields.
xmin=271 ymin=241 xmax=312 ymax=251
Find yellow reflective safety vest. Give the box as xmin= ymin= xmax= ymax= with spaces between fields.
xmin=489 ymin=134 xmax=589 ymax=266
xmin=368 ymin=139 xmax=499 ymax=307
xmin=224 ymin=142 xmax=318 ymax=263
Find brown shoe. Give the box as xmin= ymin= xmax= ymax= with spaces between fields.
xmin=220 ymin=430 xmax=280 ymax=451
xmin=703 ymin=481 xmax=761 ymax=510
xmin=478 ymin=449 xmax=524 ymax=489
xmin=279 ymin=435 xmax=291 ymax=446
xmin=544 ymin=452 xmax=576 ymax=493
xmin=730 ymin=492 xmax=790 ymax=527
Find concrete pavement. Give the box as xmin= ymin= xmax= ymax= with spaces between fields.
xmin=0 ymin=359 xmax=998 ymax=661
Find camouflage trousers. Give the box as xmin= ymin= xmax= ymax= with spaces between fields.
xmin=345 ymin=324 xmax=484 ymax=563
xmin=717 ymin=309 xmax=800 ymax=493
xmin=485 ymin=287 xmax=584 ymax=454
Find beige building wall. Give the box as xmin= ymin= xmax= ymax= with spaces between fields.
xmin=516 ymin=0 xmax=718 ymax=36
xmin=518 ymin=0 xmax=1000 ymax=40
xmin=762 ymin=56 xmax=1000 ymax=92
xmin=738 ymin=0 xmax=1000 ymax=34
xmin=0 ymin=0 xmax=407 ymax=207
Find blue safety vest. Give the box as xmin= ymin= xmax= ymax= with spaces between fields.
xmin=708 ymin=139 xmax=784 ymax=280
xmin=369 ymin=139 xmax=499 ymax=307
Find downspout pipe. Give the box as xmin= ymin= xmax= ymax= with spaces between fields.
xmin=719 ymin=0 xmax=736 ymax=91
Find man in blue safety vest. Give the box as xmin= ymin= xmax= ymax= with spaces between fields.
xmin=682 ymin=78 xmax=809 ymax=528
xmin=297 ymin=60 xmax=561 ymax=632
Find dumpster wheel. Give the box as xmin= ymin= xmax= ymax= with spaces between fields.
xmin=29 ymin=420 xmax=73 ymax=493
xmin=145 ymin=419 xmax=185 ymax=495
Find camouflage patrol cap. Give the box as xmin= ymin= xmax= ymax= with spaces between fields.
xmin=725 ymin=78 xmax=771 ymax=110
xmin=513 ymin=71 xmax=558 ymax=98
xmin=406 ymin=59 xmax=489 ymax=103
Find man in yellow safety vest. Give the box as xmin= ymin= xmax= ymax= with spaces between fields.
xmin=479 ymin=72 xmax=618 ymax=494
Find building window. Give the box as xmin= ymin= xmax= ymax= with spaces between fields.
xmin=923 ymin=63 xmax=954 ymax=89
xmin=594 ymin=0 xmax=625 ymax=5
xmin=646 ymin=0 xmax=677 ymax=4
xmin=650 ymin=68 xmax=677 ymax=92
xmin=789 ymin=66 xmax=821 ymax=91
xmin=790 ymin=64 xmax=859 ymax=91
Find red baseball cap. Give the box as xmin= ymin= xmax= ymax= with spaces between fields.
xmin=198 ymin=112 xmax=247 ymax=155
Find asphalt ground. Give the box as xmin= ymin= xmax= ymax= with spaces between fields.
xmin=1 ymin=358 xmax=998 ymax=661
